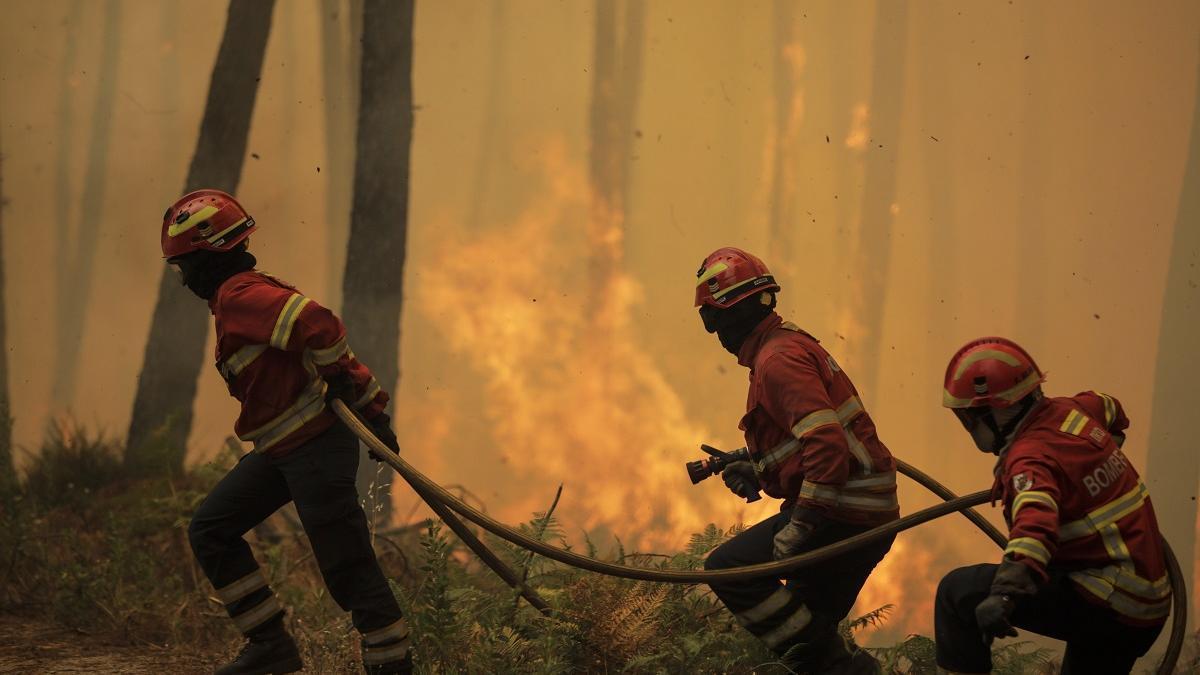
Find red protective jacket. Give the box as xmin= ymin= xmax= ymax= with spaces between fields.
xmin=736 ymin=314 xmax=899 ymax=525
xmin=995 ymin=392 xmax=1169 ymax=625
xmin=209 ymin=271 xmax=387 ymax=455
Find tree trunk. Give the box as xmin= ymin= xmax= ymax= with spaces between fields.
xmin=849 ymin=1 xmax=908 ymax=400
xmin=341 ymin=0 xmax=415 ymax=520
xmin=1146 ymin=49 xmax=1200 ymax=620
xmin=125 ymin=0 xmax=276 ymax=472
xmin=465 ymin=0 xmax=507 ymax=233
xmin=319 ymin=0 xmax=361 ymax=308
xmin=52 ymin=0 xmax=121 ymax=409
xmin=587 ymin=0 xmax=645 ymax=301
xmin=767 ymin=0 xmax=798 ymax=269
xmin=0 ymin=145 xmax=13 ymax=492
xmin=51 ymin=0 xmax=83 ymax=411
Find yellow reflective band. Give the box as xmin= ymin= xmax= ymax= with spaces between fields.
xmin=836 ymin=492 xmax=900 ymax=511
xmin=270 ymin=294 xmax=311 ymax=350
xmin=943 ymin=388 xmax=976 ymax=408
xmin=953 ymin=349 xmax=1021 ymax=380
xmin=363 ymin=618 xmax=410 ymax=646
xmin=206 ymin=216 xmax=248 ymax=244
xmin=1100 ymin=393 xmax=1117 ymax=427
xmin=219 ymin=345 xmax=267 ymax=380
xmin=1005 ymin=537 xmax=1051 ymax=564
xmin=696 ymin=262 xmax=729 ymax=286
xmin=1099 ymin=524 xmax=1133 ymax=565
xmin=836 ymin=396 xmax=864 ymax=424
xmin=1059 ymin=409 xmax=1090 ymax=436
xmin=1012 ymin=491 xmax=1058 ymax=516
xmin=232 ymin=596 xmax=282 ymax=633
xmin=761 ymin=604 xmax=813 ymax=648
xmin=214 ymin=569 xmax=268 ymax=605
xmin=799 ymin=481 xmax=840 ymax=505
xmin=354 ymin=377 xmax=383 ymax=409
xmin=363 ymin=638 xmax=411 ymax=665
xmin=167 ymin=204 xmax=219 ymax=237
xmin=843 ymin=427 xmax=874 ymax=475
xmin=1069 ymin=570 xmax=1171 ymax=620
xmin=1059 ymin=410 xmax=1080 ymax=433
xmin=758 ymin=438 xmax=800 ymax=471
xmin=844 ymin=471 xmax=896 ymax=490
xmin=311 ymin=337 xmax=350 ymax=366
xmin=737 ymin=587 xmax=792 ymax=627
xmin=1060 ymin=482 xmax=1149 ymax=541
xmin=791 ymin=409 xmax=839 ymax=439
xmin=994 ymin=369 xmax=1044 ymax=403
xmin=712 ymin=276 xmax=757 ymax=300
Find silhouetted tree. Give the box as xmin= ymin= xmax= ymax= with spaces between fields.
xmin=849 ymin=1 xmax=908 ymax=399
xmin=0 ymin=146 xmax=14 ymax=492
xmin=1146 ymin=47 xmax=1200 ymax=614
xmin=126 ymin=0 xmax=276 ymax=472
xmin=319 ymin=0 xmax=361 ymax=307
xmin=341 ymin=0 xmax=415 ymax=519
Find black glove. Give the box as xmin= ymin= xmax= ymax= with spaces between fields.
xmin=974 ymin=594 xmax=1018 ymax=642
xmin=323 ymin=371 xmax=357 ymax=405
xmin=772 ymin=507 xmax=823 ymax=560
xmin=721 ymin=461 xmax=761 ymax=499
xmin=366 ymin=412 xmax=400 ymax=460
xmin=976 ymin=557 xmax=1038 ymax=643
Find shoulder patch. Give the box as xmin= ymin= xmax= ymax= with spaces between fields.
xmin=1058 ymin=409 xmax=1091 ymax=436
xmin=1012 ymin=473 xmax=1033 ymax=492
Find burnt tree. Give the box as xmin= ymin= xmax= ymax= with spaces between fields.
xmin=0 ymin=146 xmax=13 ymax=492
xmin=341 ymin=0 xmax=415 ymax=519
xmin=125 ymin=0 xmax=275 ymax=471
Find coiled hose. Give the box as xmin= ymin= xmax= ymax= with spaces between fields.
xmin=333 ymin=401 xmax=1185 ymax=673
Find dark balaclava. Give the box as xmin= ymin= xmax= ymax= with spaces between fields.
xmin=170 ymin=242 xmax=257 ymax=300
xmin=958 ymin=388 xmax=1043 ymax=455
xmin=699 ymin=292 xmax=777 ymax=356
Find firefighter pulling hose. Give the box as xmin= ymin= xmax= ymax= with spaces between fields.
xmin=164 ymin=193 xmax=1183 ymax=674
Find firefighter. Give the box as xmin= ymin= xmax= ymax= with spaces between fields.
xmin=162 ymin=190 xmax=412 ymax=675
xmin=934 ymin=337 xmax=1170 ymax=674
xmin=695 ymin=247 xmax=898 ymax=674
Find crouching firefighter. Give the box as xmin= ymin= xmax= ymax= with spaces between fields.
xmin=161 ymin=190 xmax=413 ymax=674
xmin=695 ymin=247 xmax=899 ymax=674
xmin=935 ymin=337 xmax=1170 ymax=675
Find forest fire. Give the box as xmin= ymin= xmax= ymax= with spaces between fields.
xmin=414 ymin=136 xmax=778 ymax=550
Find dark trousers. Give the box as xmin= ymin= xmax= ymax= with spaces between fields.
xmin=935 ymin=563 xmax=1163 ymax=674
xmin=704 ymin=510 xmax=895 ymax=664
xmin=188 ymin=422 xmax=403 ymax=637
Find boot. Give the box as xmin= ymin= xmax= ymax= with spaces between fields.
xmin=215 ymin=620 xmax=303 ymax=675
xmin=363 ymin=651 xmax=413 ymax=674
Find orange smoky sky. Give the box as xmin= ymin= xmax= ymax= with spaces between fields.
xmin=2 ymin=0 xmax=1199 ymax=654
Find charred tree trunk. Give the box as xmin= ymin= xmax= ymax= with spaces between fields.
xmin=52 ymin=0 xmax=121 ymax=409
xmin=341 ymin=0 xmax=415 ymax=520
xmin=319 ymin=0 xmax=360 ymax=308
xmin=466 ymin=0 xmax=507 ymax=233
xmin=587 ymin=0 xmax=645 ymax=302
xmin=767 ymin=0 xmax=798 ymax=269
xmin=0 ymin=147 xmax=13 ymax=492
xmin=125 ymin=0 xmax=275 ymax=472
xmin=1146 ymin=50 xmax=1200 ymax=619
xmin=849 ymin=1 xmax=908 ymax=400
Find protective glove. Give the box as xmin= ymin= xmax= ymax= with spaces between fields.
xmin=323 ymin=371 xmax=357 ymax=405
xmin=721 ymin=461 xmax=761 ymax=499
xmin=976 ymin=556 xmax=1038 ymax=643
xmin=366 ymin=412 xmax=400 ymax=461
xmin=974 ymin=594 xmax=1017 ymax=642
xmin=772 ymin=507 xmax=823 ymax=560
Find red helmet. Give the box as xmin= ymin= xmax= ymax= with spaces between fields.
xmin=160 ymin=189 xmax=256 ymax=259
xmin=694 ymin=247 xmax=781 ymax=309
xmin=943 ymin=337 xmax=1046 ymax=409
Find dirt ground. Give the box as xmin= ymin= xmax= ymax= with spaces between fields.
xmin=0 ymin=614 xmax=209 ymax=674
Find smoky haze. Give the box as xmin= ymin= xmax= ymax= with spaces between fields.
xmin=2 ymin=0 xmax=1198 ymax=651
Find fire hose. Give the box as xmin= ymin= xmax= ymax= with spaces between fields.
xmin=332 ymin=401 xmax=1186 ymax=673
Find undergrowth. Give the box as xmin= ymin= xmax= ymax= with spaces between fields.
xmin=1 ymin=424 xmax=1194 ymax=673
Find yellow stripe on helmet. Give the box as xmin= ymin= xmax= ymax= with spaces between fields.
xmin=167 ymin=204 xmax=220 ymax=237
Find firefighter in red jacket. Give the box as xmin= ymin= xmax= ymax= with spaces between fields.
xmin=935 ymin=337 xmax=1170 ymax=674
xmin=161 ymin=190 xmax=411 ymax=675
xmin=696 ymin=248 xmax=898 ymax=674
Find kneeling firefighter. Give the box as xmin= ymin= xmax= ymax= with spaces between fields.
xmin=696 ymin=247 xmax=899 ymax=673
xmin=934 ymin=337 xmax=1169 ymax=674
xmin=161 ymin=190 xmax=412 ymax=674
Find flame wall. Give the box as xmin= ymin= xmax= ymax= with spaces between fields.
xmin=2 ymin=0 xmax=1199 ymax=648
